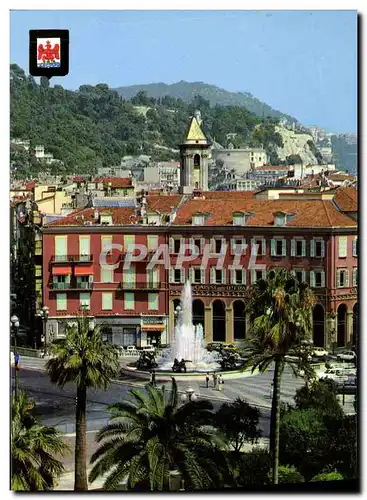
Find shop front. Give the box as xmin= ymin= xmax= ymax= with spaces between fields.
xmin=140 ymin=316 xmax=168 ymax=348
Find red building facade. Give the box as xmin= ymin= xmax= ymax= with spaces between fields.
xmin=41 ymin=191 xmax=358 ymax=350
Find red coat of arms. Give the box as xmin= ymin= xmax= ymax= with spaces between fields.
xmin=37 ymin=38 xmax=61 ymax=68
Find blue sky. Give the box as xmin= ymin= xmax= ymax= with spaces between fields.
xmin=10 ymin=10 xmax=357 ymax=133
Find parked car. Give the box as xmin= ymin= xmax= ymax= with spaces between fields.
xmin=312 ymin=347 xmax=329 ymax=358
xmin=141 ymin=345 xmax=156 ymax=353
xmin=337 ymin=351 xmax=356 ymax=362
xmin=126 ymin=345 xmax=137 ymax=352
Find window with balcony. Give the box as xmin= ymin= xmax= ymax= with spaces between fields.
xmin=337 ymin=269 xmax=349 ymax=288
xmin=76 ymin=275 xmax=93 ymax=289
xmin=79 ymin=236 xmax=91 ymax=260
xmin=124 ymin=292 xmax=135 ymax=310
xmin=56 ymin=293 xmax=67 ymax=311
xmin=55 ymin=235 xmax=68 ymax=261
xmin=148 ymin=293 xmax=159 ymax=311
xmin=53 ymin=275 xmax=71 ymax=290
xmin=102 ymin=292 xmax=113 ymax=310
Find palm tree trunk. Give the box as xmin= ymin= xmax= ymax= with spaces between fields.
xmin=270 ymin=359 xmax=282 ymax=485
xmin=74 ymin=385 xmax=88 ymax=491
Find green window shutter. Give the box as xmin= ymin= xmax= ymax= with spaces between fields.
xmin=55 ymin=236 xmax=67 ymax=257
xmin=353 ymin=268 xmax=357 ymax=286
xmin=210 ymin=267 xmax=215 ymax=284
xmin=222 ymin=268 xmax=226 ymax=284
xmin=124 ymin=292 xmax=135 ymax=310
xmin=291 ymin=239 xmax=296 ymax=257
xmin=262 ymin=239 xmax=266 ymax=256
xmin=169 ymin=238 xmax=174 ymax=253
xmin=79 ymin=236 xmax=90 ymax=257
xmin=352 ymin=238 xmax=357 ymax=257
xmin=148 ymin=293 xmax=159 ymax=311
xmin=302 ymin=240 xmax=306 ymax=257
xmin=302 ymin=270 xmax=307 ymax=283
xmin=321 ymin=271 xmax=325 ymax=288
xmin=230 ymin=269 xmax=235 ymax=284
xmin=101 ymin=266 xmax=113 ymax=283
xmin=102 ymin=292 xmax=113 ymax=310
xmin=310 ymin=240 xmax=315 ymax=257
xmin=79 ymin=292 xmax=90 ymax=309
xmin=345 ymin=270 xmax=349 ymax=287
xmin=147 ymin=235 xmax=158 ymax=251
xmin=321 ymin=240 xmax=325 ymax=258
xmin=189 ymin=268 xmax=194 ymax=283
xmin=169 ymin=268 xmax=174 ymax=283
xmin=282 ymin=240 xmax=286 ymax=257
xmin=200 ymin=267 xmax=205 ymax=284
xmin=242 ymin=269 xmax=246 ymax=284
xmin=251 ymin=269 xmax=256 ymax=284
xmin=210 ymin=238 xmax=215 ymax=253
xmin=230 ymin=238 xmax=236 ymax=255
xmin=271 ymin=239 xmax=276 ymax=256
xmin=200 ymin=238 xmax=205 ymax=253
xmin=180 ymin=269 xmax=185 ymax=283
xmin=310 ymin=271 xmax=315 ymax=288
xmin=56 ymin=293 xmax=67 ymax=311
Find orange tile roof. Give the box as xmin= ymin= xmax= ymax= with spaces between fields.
xmin=255 ymin=165 xmax=290 ymax=171
xmin=147 ymin=195 xmax=183 ymax=213
xmin=334 ymin=187 xmax=358 ymax=212
xmin=173 ymin=197 xmax=356 ymax=228
xmin=199 ymin=191 xmax=257 ymax=200
xmin=94 ymin=177 xmax=133 ymax=188
xmin=47 ymin=207 xmax=137 ymax=226
xmin=73 ymin=176 xmax=86 ymax=183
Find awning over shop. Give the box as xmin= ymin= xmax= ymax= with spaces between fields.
xmin=74 ymin=265 xmax=94 ymax=276
xmin=141 ymin=324 xmax=165 ymax=332
xmin=52 ymin=266 xmax=72 ymax=275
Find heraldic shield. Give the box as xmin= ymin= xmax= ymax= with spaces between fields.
xmin=29 ymin=30 xmax=69 ymax=78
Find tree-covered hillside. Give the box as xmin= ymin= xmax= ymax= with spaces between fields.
xmin=10 ymin=64 xmax=285 ymax=178
xmin=114 ymin=81 xmax=298 ymax=123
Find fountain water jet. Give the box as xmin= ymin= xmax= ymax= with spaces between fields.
xmin=157 ymin=281 xmax=221 ymax=372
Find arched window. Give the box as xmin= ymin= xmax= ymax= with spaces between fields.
xmin=194 ymin=154 xmax=200 ymax=167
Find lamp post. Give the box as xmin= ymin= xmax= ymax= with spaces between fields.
xmin=329 ymin=313 xmax=337 ymax=356
xmin=11 ymin=315 xmax=20 ymax=398
xmin=38 ymin=306 xmax=49 ymax=356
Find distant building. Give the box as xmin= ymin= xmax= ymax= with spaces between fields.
xmin=212 ymin=147 xmax=267 ymax=176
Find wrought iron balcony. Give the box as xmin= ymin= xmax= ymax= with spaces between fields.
xmin=51 ymin=254 xmax=93 ymax=263
xmin=50 ymin=280 xmax=94 ymax=291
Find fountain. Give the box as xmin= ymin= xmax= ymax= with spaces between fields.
xmin=156 ymin=281 xmax=221 ymax=372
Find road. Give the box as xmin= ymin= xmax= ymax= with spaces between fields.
xmin=12 ymin=357 xmax=355 ymax=437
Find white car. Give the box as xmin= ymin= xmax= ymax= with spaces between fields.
xmin=312 ymin=347 xmax=329 ymax=358
xmin=337 ymin=351 xmax=356 ymax=362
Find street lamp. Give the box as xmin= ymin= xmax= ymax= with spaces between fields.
xmin=11 ymin=315 xmax=20 ymax=398
xmin=38 ymin=306 xmax=49 ymax=355
xmin=329 ymin=313 xmax=337 ymax=355
xmin=181 ymin=387 xmax=197 ymax=403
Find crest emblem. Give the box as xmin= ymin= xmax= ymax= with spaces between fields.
xmin=37 ymin=38 xmax=61 ymax=68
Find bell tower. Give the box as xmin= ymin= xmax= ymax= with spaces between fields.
xmin=179 ymin=111 xmax=209 ymax=194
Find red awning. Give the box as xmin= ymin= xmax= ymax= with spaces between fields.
xmin=74 ymin=265 xmax=94 ymax=276
xmin=52 ymin=266 xmax=72 ymax=275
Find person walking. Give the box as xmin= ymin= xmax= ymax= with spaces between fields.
xmin=218 ymin=374 xmax=223 ymax=392
xmin=212 ymin=373 xmax=218 ymax=389
xmin=205 ymin=372 xmax=210 ymax=388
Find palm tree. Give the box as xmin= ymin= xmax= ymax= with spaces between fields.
xmin=11 ymin=391 xmax=69 ymax=491
xmin=89 ymin=379 xmax=230 ymax=491
xmin=243 ymin=268 xmax=316 ymax=484
xmin=45 ymin=315 xmax=120 ymax=491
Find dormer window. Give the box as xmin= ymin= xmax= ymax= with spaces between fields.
xmin=100 ymin=214 xmax=113 ymax=225
xmin=232 ymin=212 xmax=253 ymax=226
xmin=192 ymin=213 xmax=205 ymax=226
xmin=274 ymin=212 xmax=296 ymax=226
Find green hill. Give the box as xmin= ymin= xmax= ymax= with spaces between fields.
xmin=114 ymin=80 xmax=298 ymax=123
xmin=10 ymin=65 xmax=287 ymax=178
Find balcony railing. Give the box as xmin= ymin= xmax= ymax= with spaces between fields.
xmin=51 ymin=255 xmax=93 ymax=263
xmin=120 ymin=281 xmax=161 ymax=290
xmin=50 ymin=280 xmax=94 ymax=291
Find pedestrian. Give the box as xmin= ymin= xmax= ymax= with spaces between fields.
xmin=212 ymin=373 xmax=218 ymax=389
xmin=151 ymin=370 xmax=156 ymax=387
xmin=218 ymin=374 xmax=223 ymax=392
xmin=205 ymin=372 xmax=210 ymax=388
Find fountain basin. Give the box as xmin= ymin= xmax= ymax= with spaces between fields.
xmin=121 ymin=365 xmax=259 ymax=382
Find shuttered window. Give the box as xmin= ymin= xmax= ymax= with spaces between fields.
xmin=352 ymin=268 xmax=358 ymax=287
xmin=337 ymin=269 xmax=349 ymax=288
xmin=79 ymin=292 xmax=90 ymax=310
xmin=124 ymin=292 xmax=135 ymax=310
xmin=102 ymin=292 xmax=113 ymax=310
xmin=338 ymin=236 xmax=347 ymax=258
xmin=79 ymin=236 xmax=90 ymax=259
xmin=148 ymin=293 xmax=159 ymax=311
xmin=56 ymin=293 xmax=67 ymax=311
xmin=55 ymin=236 xmax=67 ymax=260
